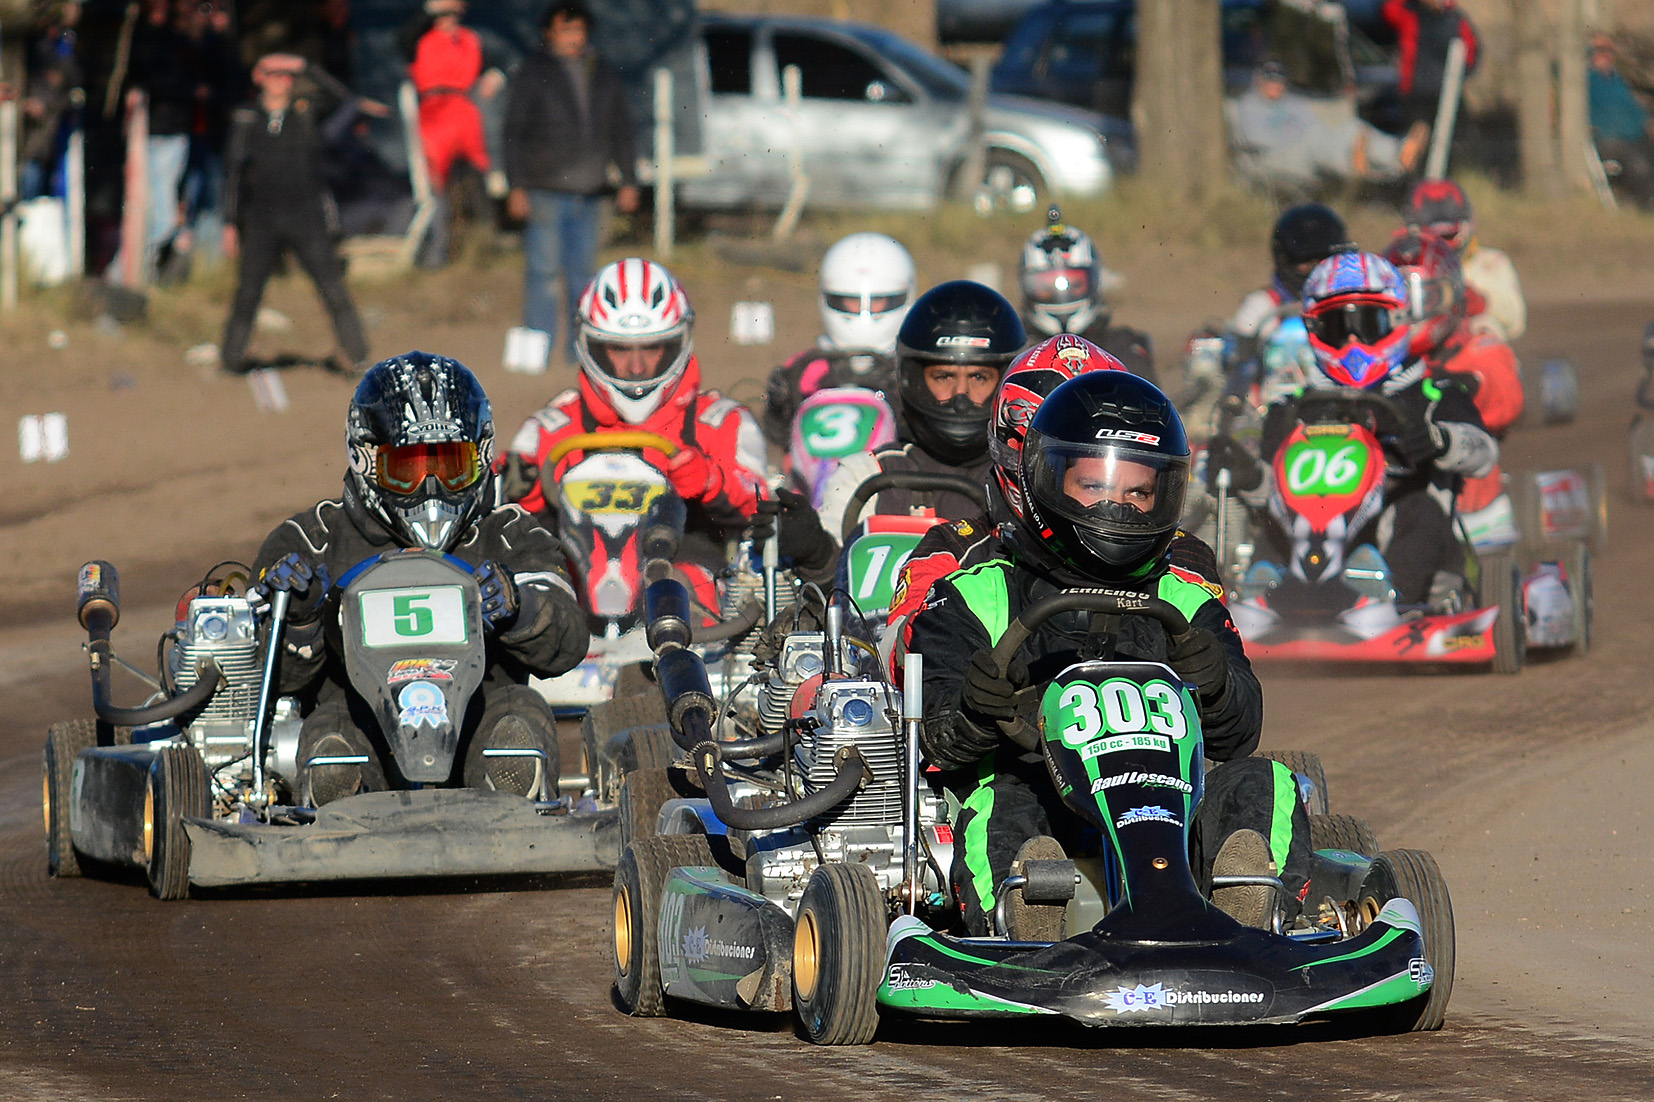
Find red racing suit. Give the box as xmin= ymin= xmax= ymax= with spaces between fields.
xmin=506 ymin=357 xmax=768 ymax=608
xmin=409 ymin=23 xmax=490 ymax=190
xmin=1426 ymin=323 xmax=1522 ymax=513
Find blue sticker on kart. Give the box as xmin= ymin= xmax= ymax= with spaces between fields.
xmin=397 ymin=681 xmax=448 ymax=729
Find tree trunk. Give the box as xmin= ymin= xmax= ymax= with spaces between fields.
xmin=1133 ymin=0 xmax=1227 ymax=203
xmin=1513 ymin=0 xmax=1561 ymax=197
xmin=1556 ymin=0 xmax=1591 ymax=192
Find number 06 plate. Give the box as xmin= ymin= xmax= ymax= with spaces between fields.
xmin=359 ymin=586 xmax=469 ymax=647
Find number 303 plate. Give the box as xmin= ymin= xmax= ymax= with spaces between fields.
xmin=360 ymin=586 xmax=469 ymax=647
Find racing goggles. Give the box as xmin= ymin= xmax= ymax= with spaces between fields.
xmin=823 ymin=289 xmax=909 ymax=317
xmin=1306 ymin=301 xmax=1397 ymax=348
xmin=374 ymin=441 xmax=483 ymax=494
xmin=1021 ymin=266 xmax=1094 ymax=304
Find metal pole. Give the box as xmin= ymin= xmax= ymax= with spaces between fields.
xmin=249 ymin=588 xmax=290 ymax=809
xmin=902 ymin=652 xmax=923 ymax=915
xmin=654 ymin=66 xmax=674 ymax=259
xmin=1423 ymin=38 xmax=1466 ymax=180
xmin=773 ymin=65 xmax=807 ymax=240
xmin=1 ymin=98 xmax=16 ymax=310
xmin=67 ymin=121 xmax=85 ymax=279
xmin=120 ymin=91 xmax=148 ymax=287
xmin=1214 ymin=467 xmax=1232 ymax=583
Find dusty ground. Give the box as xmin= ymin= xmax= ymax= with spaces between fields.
xmin=0 ymin=200 xmax=1652 ymax=1097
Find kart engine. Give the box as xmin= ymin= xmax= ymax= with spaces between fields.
xmin=168 ymin=595 xmax=300 ymax=797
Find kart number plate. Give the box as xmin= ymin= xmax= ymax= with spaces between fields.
xmin=800 ymin=403 xmax=881 ymax=459
xmin=360 ymin=585 xmax=468 ymax=647
xmin=845 ymin=531 xmax=922 ymax=613
xmin=562 ymin=479 xmax=665 ymax=515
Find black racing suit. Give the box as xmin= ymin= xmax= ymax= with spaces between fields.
xmin=905 ymin=543 xmax=1309 ymax=936
xmin=760 ymin=345 xmax=899 ymax=449
xmin=251 ymin=493 xmax=587 ymax=796
xmin=1259 ymin=363 xmax=1497 ymax=605
xmin=221 ymin=90 xmax=369 ymax=374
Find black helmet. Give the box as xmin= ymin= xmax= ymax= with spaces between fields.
xmin=895 ymin=280 xmax=1025 ymax=464
xmin=1018 ymin=372 xmax=1189 ymax=580
xmin=345 ymin=351 xmax=496 ymax=551
xmin=1270 ymin=203 xmax=1354 ymax=297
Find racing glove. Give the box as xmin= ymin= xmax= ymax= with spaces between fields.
xmin=1392 ymin=412 xmax=1446 ymax=469
xmin=497 ymin=453 xmax=542 ymax=504
xmin=754 ymin=489 xmax=836 ymax=576
xmin=1167 ymin=628 xmax=1231 ymax=705
xmin=1204 ymin=435 xmax=1264 ymax=493
xmin=251 ymin=552 xmax=331 ymax=626
xmin=663 ymin=446 xmax=721 ymax=502
xmin=474 ymin=560 xmax=520 ymax=633
xmin=961 ymin=648 xmax=1029 ymax=724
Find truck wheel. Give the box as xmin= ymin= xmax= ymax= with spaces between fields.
xmin=1358 ymin=849 xmax=1456 ymax=1032
xmin=1308 ymin=813 xmax=1378 ymax=857
xmin=1483 ymin=552 xmax=1526 ymax=675
xmin=44 ymin=719 xmax=98 ymax=878
xmin=146 ymin=744 xmax=209 ymax=901
xmin=793 ymin=862 xmax=886 ymax=1045
xmin=1255 ymin=750 xmax=1329 ymax=816
xmin=613 ymin=833 xmax=715 ymax=1017
xmin=1565 ymin=541 xmax=1593 ymax=654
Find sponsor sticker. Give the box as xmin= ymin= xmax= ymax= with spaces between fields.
xmin=387 ymin=657 xmax=458 ymax=684
xmin=1093 ymin=428 xmax=1161 ymax=445
xmin=935 ymin=335 xmax=992 ymax=348
xmin=1105 ymin=983 xmax=1265 ymax=1014
xmin=680 ymin=926 xmax=756 ymax=964
xmin=1409 ymin=957 xmax=1435 ymax=988
xmin=396 ymin=681 xmax=448 ymax=729
xmin=1090 ymin=771 xmax=1194 ymax=795
xmin=884 ymin=963 xmax=938 ymax=992
xmin=1115 ymin=805 xmax=1181 ymax=828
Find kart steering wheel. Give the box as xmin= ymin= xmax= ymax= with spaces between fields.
xmin=840 ymin=471 xmax=989 ymax=544
xmin=542 ymin=431 xmax=680 ymax=468
xmin=1286 ymin=388 xmax=1407 ymax=437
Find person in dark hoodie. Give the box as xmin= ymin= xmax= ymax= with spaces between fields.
xmin=502 ymin=0 xmax=640 ymax=364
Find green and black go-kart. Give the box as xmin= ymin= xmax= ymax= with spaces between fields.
xmin=611 ymin=581 xmax=1455 ymax=1043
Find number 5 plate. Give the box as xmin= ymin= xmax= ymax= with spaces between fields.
xmin=360 ymin=586 xmax=469 ymax=647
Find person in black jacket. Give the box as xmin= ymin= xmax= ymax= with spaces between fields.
xmin=906 ymin=371 xmax=1310 ymax=938
xmin=249 ymin=353 xmax=587 ymax=806
xmin=502 ymin=0 xmax=639 ymax=363
xmin=218 ymin=53 xmax=370 ymax=376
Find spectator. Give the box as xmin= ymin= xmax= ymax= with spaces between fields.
xmin=1587 ymin=33 xmax=1654 ymax=211
xmin=175 ymin=0 xmax=245 ymax=271
xmin=1381 ymin=0 xmax=1479 ymax=132
xmin=1229 ymin=61 xmax=1427 ymax=198
xmin=19 ymin=1 xmax=82 ymax=201
xmin=219 ymin=54 xmax=370 ymax=376
xmin=503 ymin=0 xmax=640 ymax=365
xmin=124 ymin=0 xmax=197 ymax=281
xmin=400 ymin=0 xmax=508 ymax=266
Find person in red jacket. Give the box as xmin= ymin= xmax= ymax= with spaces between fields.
xmin=506 ymin=258 xmax=768 ymax=610
xmin=1382 ymin=0 xmax=1480 ymax=131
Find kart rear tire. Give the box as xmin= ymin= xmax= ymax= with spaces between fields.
xmin=1254 ymin=750 xmax=1329 ymax=817
xmin=1308 ymin=813 xmax=1378 ymax=857
xmin=1565 ymin=541 xmax=1593 ymax=654
xmin=613 ymin=833 xmax=715 ymax=1017
xmin=618 ymin=766 xmax=700 ymax=848
xmin=1585 ymin=461 xmax=1609 ymax=553
xmin=44 ymin=719 xmax=98 ymax=878
xmin=146 ymin=744 xmax=209 ymax=901
xmin=613 ymin=661 xmax=656 ymax=697
xmin=582 ymin=697 xmax=672 ymax=802
xmin=1358 ymin=849 xmax=1455 ymax=1032
xmin=1483 ymin=552 xmax=1526 ymax=675
xmin=793 ymin=862 xmax=885 ymax=1046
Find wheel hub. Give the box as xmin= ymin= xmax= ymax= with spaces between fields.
xmin=793 ymin=909 xmax=821 ymax=1001
xmin=614 ymin=886 xmax=633 ymax=977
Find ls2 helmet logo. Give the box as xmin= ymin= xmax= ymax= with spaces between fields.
xmin=1093 ymin=428 xmax=1161 ymax=445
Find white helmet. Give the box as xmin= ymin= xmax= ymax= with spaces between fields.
xmin=818 ymin=232 xmax=917 ymax=354
xmin=574 ymin=258 xmax=695 ymax=425
xmin=1018 ymin=211 xmax=1105 ymax=338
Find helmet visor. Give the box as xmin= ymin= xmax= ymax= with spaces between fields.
xmin=1404 ymin=271 xmax=1458 ymax=322
xmin=1021 ymin=266 xmax=1094 ymax=306
xmin=823 ymin=290 xmax=909 ymax=317
xmin=376 ymin=441 xmax=482 ymax=494
xmin=1306 ymin=302 xmax=1397 ymax=348
xmin=1022 ymin=436 xmax=1188 ymax=539
xmin=587 ymin=336 xmax=685 ymax=385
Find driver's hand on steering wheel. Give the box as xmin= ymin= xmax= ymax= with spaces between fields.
xmin=962 ymin=648 xmax=1030 ymax=725
xmin=659 ymin=446 xmax=719 ymax=500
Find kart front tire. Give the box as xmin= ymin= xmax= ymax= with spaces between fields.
xmin=1566 ymin=541 xmax=1593 ymax=654
xmin=1255 ymin=749 xmax=1330 ymax=816
xmin=613 ymin=833 xmax=714 ymax=1018
xmin=1308 ymin=813 xmax=1378 ymax=857
xmin=1359 ymin=849 xmax=1456 ymax=1032
xmin=793 ymin=862 xmax=885 ymax=1046
xmin=1483 ymin=552 xmax=1525 ymax=675
xmin=146 ymin=744 xmax=209 ymax=901
xmin=44 ymin=719 xmax=98 ymax=878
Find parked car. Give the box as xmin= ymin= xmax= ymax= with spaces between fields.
xmin=680 ymin=14 xmax=1117 ymax=213
xmin=991 ymin=0 xmax=1401 ymax=153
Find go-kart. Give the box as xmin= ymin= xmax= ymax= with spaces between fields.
xmin=610 ymin=584 xmax=1453 ymax=1043
xmin=1222 ymin=389 xmax=1569 ymax=674
xmin=45 ymin=554 xmax=617 ymax=899
xmin=834 ymin=470 xmax=987 ymax=630
xmin=786 ymin=387 xmax=897 ymax=508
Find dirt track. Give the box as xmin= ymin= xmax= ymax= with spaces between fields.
xmin=0 ymin=284 xmax=1651 ymax=1098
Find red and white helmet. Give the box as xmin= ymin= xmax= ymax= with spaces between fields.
xmin=574 ymin=258 xmax=695 ymax=425
xmin=1383 ymin=230 xmax=1467 ymax=359
xmin=989 ymin=334 xmax=1126 ymax=523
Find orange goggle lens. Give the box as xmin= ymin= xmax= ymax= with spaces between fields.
xmin=375 ymin=442 xmax=482 ymax=494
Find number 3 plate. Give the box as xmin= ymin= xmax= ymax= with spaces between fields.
xmin=360 ymin=586 xmax=468 ymax=647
